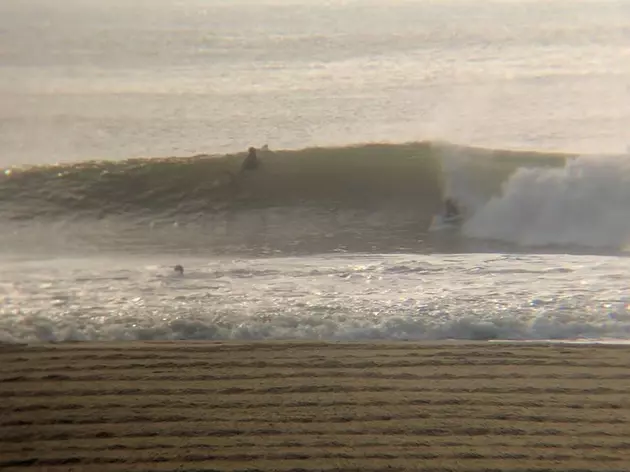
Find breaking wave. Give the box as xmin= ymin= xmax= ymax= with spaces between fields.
xmin=0 ymin=141 xmax=566 ymax=220
xmin=463 ymin=153 xmax=630 ymax=250
xmin=3 ymin=253 xmax=630 ymax=344
xmin=2 ymin=140 xmax=629 ymax=254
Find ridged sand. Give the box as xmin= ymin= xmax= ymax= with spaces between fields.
xmin=2 ymin=341 xmax=630 ymax=471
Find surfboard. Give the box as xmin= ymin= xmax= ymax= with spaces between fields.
xmin=428 ymin=213 xmax=463 ymax=232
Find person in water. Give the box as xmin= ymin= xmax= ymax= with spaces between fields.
xmin=241 ymin=147 xmax=260 ymax=171
xmin=444 ymin=198 xmax=459 ymax=218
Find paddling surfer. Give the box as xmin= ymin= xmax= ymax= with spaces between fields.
xmin=241 ymin=147 xmax=260 ymax=171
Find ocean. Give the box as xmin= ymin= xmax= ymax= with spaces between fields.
xmin=1 ymin=0 xmax=630 ymax=343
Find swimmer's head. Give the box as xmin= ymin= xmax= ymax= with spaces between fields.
xmin=248 ymin=147 xmax=256 ymax=154
xmin=174 ymin=264 xmax=184 ymax=275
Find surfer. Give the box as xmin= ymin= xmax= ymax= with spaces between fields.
xmin=174 ymin=264 xmax=184 ymax=275
xmin=241 ymin=147 xmax=260 ymax=171
xmin=444 ymin=198 xmax=460 ymax=218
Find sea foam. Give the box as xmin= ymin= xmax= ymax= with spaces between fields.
xmin=463 ymin=154 xmax=630 ymax=249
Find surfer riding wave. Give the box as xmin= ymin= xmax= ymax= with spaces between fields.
xmin=428 ymin=197 xmax=463 ymax=232
xmin=444 ymin=197 xmax=460 ymax=218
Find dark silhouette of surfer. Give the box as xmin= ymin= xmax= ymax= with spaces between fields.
xmin=241 ymin=147 xmax=260 ymax=171
xmin=444 ymin=198 xmax=459 ymax=218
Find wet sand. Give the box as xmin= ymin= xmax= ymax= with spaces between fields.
xmin=2 ymin=341 xmax=630 ymax=471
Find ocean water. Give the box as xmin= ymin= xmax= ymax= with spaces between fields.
xmin=1 ymin=0 xmax=630 ymax=343
xmin=4 ymin=253 xmax=630 ymax=343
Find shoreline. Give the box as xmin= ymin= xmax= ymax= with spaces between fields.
xmin=3 ymin=341 xmax=630 ymax=471
xmin=5 ymin=338 xmax=630 ymax=349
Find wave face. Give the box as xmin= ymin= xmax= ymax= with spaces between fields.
xmin=9 ymin=141 xmax=630 ymax=255
xmin=0 ymin=142 xmax=567 ymax=218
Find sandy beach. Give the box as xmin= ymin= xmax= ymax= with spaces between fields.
xmin=2 ymin=341 xmax=630 ymax=471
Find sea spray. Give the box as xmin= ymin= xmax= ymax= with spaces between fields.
xmin=464 ymin=154 xmax=630 ymax=249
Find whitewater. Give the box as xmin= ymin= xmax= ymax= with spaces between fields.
xmin=3 ymin=253 xmax=630 ymax=344
xmin=1 ymin=0 xmax=630 ymax=344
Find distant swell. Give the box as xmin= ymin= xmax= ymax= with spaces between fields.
xmin=8 ymin=141 xmax=630 ymax=255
